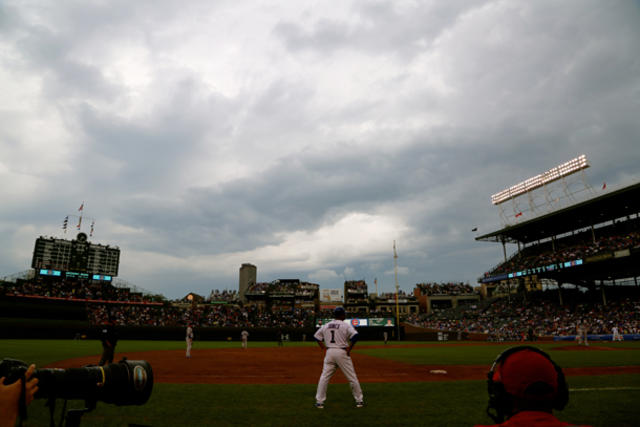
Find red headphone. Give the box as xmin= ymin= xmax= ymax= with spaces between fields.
xmin=486 ymin=346 xmax=569 ymax=423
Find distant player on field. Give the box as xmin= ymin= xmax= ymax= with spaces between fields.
xmin=612 ymin=325 xmax=623 ymax=341
xmin=577 ymin=321 xmax=589 ymax=346
xmin=313 ymin=307 xmax=364 ymax=409
xmin=241 ymin=329 xmax=249 ymax=349
xmin=186 ymin=324 xmax=194 ymax=358
xmin=99 ymin=321 xmax=118 ymax=366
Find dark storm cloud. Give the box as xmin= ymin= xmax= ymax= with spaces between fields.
xmin=2 ymin=0 xmax=640 ymax=298
xmin=103 ymin=99 xmax=638 ymax=274
xmin=3 ymin=16 xmax=116 ymax=101
xmin=1 ymin=1 xmax=226 ymax=104
xmin=113 ymin=147 xmax=407 ymax=255
xmin=77 ymin=79 xmax=235 ymax=190
xmin=111 ymin=125 xmax=533 ymax=256
xmin=274 ymin=1 xmax=471 ymax=57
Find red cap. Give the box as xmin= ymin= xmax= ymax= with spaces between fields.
xmin=493 ymin=349 xmax=558 ymax=398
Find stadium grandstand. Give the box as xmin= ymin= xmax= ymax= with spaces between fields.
xmin=344 ymin=280 xmax=369 ymax=314
xmin=477 ymin=181 xmax=640 ymax=292
xmin=419 ymin=176 xmax=640 ymax=342
xmin=403 ymin=157 xmax=639 ymax=342
xmin=2 ymin=177 xmax=639 ymax=342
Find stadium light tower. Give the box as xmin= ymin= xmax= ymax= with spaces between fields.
xmin=491 ymin=154 xmax=592 ymax=225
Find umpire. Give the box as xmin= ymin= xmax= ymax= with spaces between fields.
xmin=99 ymin=321 xmax=118 ymax=366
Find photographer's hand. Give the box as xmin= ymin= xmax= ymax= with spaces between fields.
xmin=0 ymin=364 xmax=39 ymax=427
xmin=23 ymin=364 xmax=39 ymax=405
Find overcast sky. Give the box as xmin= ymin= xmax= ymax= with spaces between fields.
xmin=1 ymin=1 xmax=639 ymax=299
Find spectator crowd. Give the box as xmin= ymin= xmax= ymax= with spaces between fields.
xmin=3 ymin=275 xmax=639 ymax=340
xmin=416 ymin=282 xmax=476 ymax=296
xmin=86 ymin=302 xmax=315 ymax=328
xmin=345 ymin=281 xmax=368 ymax=292
xmin=4 ymin=277 xmax=149 ymax=302
xmin=490 ymin=224 xmax=640 ymax=276
xmin=208 ymin=289 xmax=238 ymax=302
xmin=409 ymin=289 xmax=640 ymax=341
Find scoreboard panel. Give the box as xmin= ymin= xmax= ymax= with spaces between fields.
xmin=315 ymin=318 xmax=395 ymax=327
xmin=31 ymin=233 xmax=120 ymax=277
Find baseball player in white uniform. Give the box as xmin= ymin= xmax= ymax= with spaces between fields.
xmin=612 ymin=325 xmax=623 ymax=341
xmin=314 ymin=307 xmax=364 ymax=409
xmin=241 ymin=329 xmax=249 ymax=349
xmin=186 ymin=324 xmax=194 ymax=358
xmin=578 ymin=321 xmax=589 ymax=346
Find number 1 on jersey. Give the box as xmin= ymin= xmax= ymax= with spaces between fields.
xmin=330 ymin=330 xmax=336 ymax=343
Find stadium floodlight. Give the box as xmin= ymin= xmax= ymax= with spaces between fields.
xmin=491 ymin=155 xmax=589 ymax=205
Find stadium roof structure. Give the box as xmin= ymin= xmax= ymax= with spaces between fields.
xmin=477 ymin=180 xmax=640 ymax=286
xmin=476 ymin=181 xmax=640 ymax=245
xmin=548 ymin=252 xmax=640 ymax=285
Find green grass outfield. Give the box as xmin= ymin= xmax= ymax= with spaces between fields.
xmin=1 ymin=339 xmax=639 ymax=426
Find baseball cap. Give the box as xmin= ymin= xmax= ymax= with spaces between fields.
xmin=493 ymin=349 xmax=558 ymax=399
xmin=333 ymin=306 xmax=346 ymax=317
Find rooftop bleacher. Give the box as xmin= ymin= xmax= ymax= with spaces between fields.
xmin=415 ymin=282 xmax=476 ymax=296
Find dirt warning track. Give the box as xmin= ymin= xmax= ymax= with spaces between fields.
xmin=45 ymin=346 xmax=640 ymax=385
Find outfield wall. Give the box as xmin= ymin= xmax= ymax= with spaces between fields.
xmin=402 ymin=323 xmax=555 ymax=342
xmin=0 ymin=298 xmax=86 ymax=320
xmin=554 ymin=334 xmax=640 ymax=341
xmin=0 ymin=318 xmax=404 ymax=341
xmin=0 ymin=296 xmax=406 ymax=340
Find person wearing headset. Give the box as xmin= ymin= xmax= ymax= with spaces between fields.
xmin=476 ymin=346 xmax=590 ymax=427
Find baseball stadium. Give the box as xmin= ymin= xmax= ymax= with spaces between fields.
xmin=1 ymin=164 xmax=639 ymax=426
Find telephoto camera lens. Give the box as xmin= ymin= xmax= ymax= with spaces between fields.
xmin=1 ymin=358 xmax=153 ymax=406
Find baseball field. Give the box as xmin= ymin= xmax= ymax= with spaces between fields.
xmin=1 ymin=339 xmax=639 ymax=426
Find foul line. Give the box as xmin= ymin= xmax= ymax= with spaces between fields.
xmin=570 ymin=387 xmax=640 ymax=392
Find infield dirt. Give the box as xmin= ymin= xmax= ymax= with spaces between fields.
xmin=45 ymin=345 xmax=640 ymax=384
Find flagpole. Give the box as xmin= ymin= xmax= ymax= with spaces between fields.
xmin=77 ymin=201 xmax=84 ymax=231
xmin=393 ymin=241 xmax=400 ymax=341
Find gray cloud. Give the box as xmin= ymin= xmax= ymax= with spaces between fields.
xmin=274 ymin=1 xmax=472 ymax=58
xmin=1 ymin=0 xmax=639 ymax=298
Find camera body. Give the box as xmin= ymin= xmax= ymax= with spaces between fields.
xmin=0 ymin=358 xmax=153 ymax=406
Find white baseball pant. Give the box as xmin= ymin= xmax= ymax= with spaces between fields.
xmin=315 ymin=348 xmax=363 ymax=403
